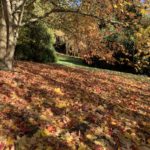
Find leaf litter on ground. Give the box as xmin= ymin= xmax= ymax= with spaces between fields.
xmin=0 ymin=61 xmax=150 ymax=150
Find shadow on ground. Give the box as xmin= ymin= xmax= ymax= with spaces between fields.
xmin=0 ymin=61 xmax=149 ymax=149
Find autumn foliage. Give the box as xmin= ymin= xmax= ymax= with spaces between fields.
xmin=0 ymin=1 xmax=150 ymax=149
xmin=0 ymin=61 xmax=149 ymax=149
xmin=82 ymin=0 xmax=150 ymax=75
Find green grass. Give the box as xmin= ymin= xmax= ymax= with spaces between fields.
xmin=56 ymin=53 xmax=150 ymax=82
xmin=57 ymin=53 xmax=86 ymax=67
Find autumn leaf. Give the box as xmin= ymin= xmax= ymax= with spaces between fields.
xmin=54 ymin=88 xmax=64 ymax=95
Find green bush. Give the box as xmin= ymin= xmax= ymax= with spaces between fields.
xmin=15 ymin=22 xmax=57 ymax=63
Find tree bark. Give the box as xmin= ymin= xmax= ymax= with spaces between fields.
xmin=0 ymin=0 xmax=7 ymax=69
xmin=0 ymin=0 xmax=25 ymax=70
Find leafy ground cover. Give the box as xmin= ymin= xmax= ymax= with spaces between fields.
xmin=0 ymin=61 xmax=150 ymax=150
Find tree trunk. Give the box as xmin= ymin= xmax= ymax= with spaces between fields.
xmin=3 ymin=28 xmax=17 ymax=70
xmin=0 ymin=0 xmax=24 ymax=70
xmin=0 ymin=24 xmax=17 ymax=70
xmin=0 ymin=1 xmax=7 ymax=69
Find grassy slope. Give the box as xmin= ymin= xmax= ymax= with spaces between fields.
xmin=0 ymin=60 xmax=149 ymax=149
xmin=57 ymin=53 xmax=86 ymax=67
xmin=57 ymin=53 xmax=150 ymax=83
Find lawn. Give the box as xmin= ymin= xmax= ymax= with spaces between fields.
xmin=57 ymin=53 xmax=86 ymax=67
xmin=0 ymin=61 xmax=150 ymax=150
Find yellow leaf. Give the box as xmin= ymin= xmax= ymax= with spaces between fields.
xmin=78 ymin=143 xmax=88 ymax=150
xmin=66 ymin=135 xmax=73 ymax=143
xmin=111 ymin=121 xmax=117 ymax=126
xmin=94 ymin=140 xmax=103 ymax=146
xmin=86 ymin=134 xmax=96 ymax=140
xmin=39 ymin=114 xmax=48 ymax=121
xmin=114 ymin=4 xmax=118 ymax=8
xmin=40 ymin=129 xmax=51 ymax=137
xmin=56 ymin=101 xmax=68 ymax=108
xmin=141 ymin=9 xmax=146 ymax=15
xmin=135 ymin=33 xmax=142 ymax=38
xmin=54 ymin=88 xmax=64 ymax=95
xmin=121 ymin=9 xmax=124 ymax=12
xmin=7 ymin=137 xmax=14 ymax=145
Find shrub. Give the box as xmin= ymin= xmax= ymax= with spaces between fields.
xmin=15 ymin=22 xmax=57 ymax=63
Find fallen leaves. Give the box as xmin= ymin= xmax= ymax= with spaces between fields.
xmin=0 ymin=61 xmax=149 ymax=149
